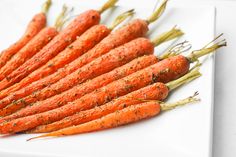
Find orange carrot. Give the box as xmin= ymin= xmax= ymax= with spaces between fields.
xmin=1 ymin=55 xmax=158 ymax=117
xmin=0 ymin=26 xmax=183 ymax=113
xmin=0 ymin=0 xmax=116 ymax=91
xmin=0 ymin=52 xmax=190 ymax=133
xmin=0 ymin=36 xmax=187 ymax=117
xmin=30 ymin=82 xmax=168 ymax=132
xmin=0 ymin=10 xmax=133 ymax=101
xmin=0 ymin=0 xmax=168 ymax=101
xmin=0 ymin=0 xmax=51 ymax=69
xmin=3 ymin=38 xmax=155 ymax=107
xmin=28 ymin=94 xmax=200 ymax=139
xmin=0 ymin=36 xmax=226 ymax=133
xmin=0 ymin=27 xmax=58 ymax=81
xmin=29 ymin=65 xmax=200 ymax=133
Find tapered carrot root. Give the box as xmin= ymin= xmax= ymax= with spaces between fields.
xmin=0 ymin=0 xmax=51 ymax=69
xmin=2 ymin=55 xmax=158 ymax=118
xmin=0 ymin=51 xmax=190 ymax=133
xmin=29 ymin=66 xmax=200 ymax=133
xmin=0 ymin=17 xmax=147 ymax=103
xmin=0 ymin=38 xmax=154 ymax=110
xmin=0 ymin=27 xmax=58 ymax=81
xmin=28 ymin=93 xmax=199 ymax=140
xmin=0 ymin=10 xmax=134 ymax=107
xmin=0 ymin=36 xmax=186 ymax=118
xmin=0 ymin=0 xmax=168 ymax=101
xmin=29 ymin=82 xmax=168 ymax=133
xmin=0 ymin=27 xmax=183 ymax=115
xmin=0 ymin=0 xmax=118 ymax=91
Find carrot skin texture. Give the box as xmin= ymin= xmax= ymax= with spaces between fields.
xmin=0 ymin=55 xmax=189 ymax=133
xmin=1 ymin=55 xmax=158 ymax=117
xmin=0 ymin=19 xmax=148 ymax=100
xmin=35 ymin=102 xmax=161 ymax=137
xmin=0 ymin=25 xmax=110 ymax=114
xmin=1 ymin=25 xmax=110 ymax=92
xmin=0 ymin=38 xmax=154 ymax=112
xmin=0 ymin=13 xmax=46 ymax=69
xmin=0 ymin=10 xmax=100 ymax=90
xmin=0 ymin=27 xmax=58 ymax=81
xmin=31 ymin=82 xmax=168 ymax=133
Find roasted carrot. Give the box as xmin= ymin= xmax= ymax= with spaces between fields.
xmin=0 ymin=10 xmax=133 ymax=102
xmin=0 ymin=0 xmax=117 ymax=91
xmin=0 ymin=0 xmax=50 ymax=69
xmin=0 ymin=36 xmax=226 ymax=133
xmin=0 ymin=27 xmax=183 ymax=114
xmin=0 ymin=0 xmax=168 ymax=100
xmin=2 ymin=55 xmax=158 ymax=117
xmin=0 ymin=28 xmax=58 ymax=81
xmin=28 ymin=93 xmax=200 ymax=139
xmin=0 ymin=4 xmax=77 ymax=81
xmin=30 ymin=68 xmax=200 ymax=133
xmin=0 ymin=38 xmax=188 ymax=117
xmin=0 ymin=51 xmax=192 ymax=133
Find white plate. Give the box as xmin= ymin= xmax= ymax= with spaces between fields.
xmin=0 ymin=0 xmax=215 ymax=157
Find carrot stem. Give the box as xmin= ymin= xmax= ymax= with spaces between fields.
xmin=146 ymin=0 xmax=168 ymax=24
xmin=151 ymin=26 xmax=184 ymax=47
xmin=160 ymin=41 xmax=192 ymax=59
xmin=54 ymin=5 xmax=74 ymax=31
xmin=41 ymin=0 xmax=52 ymax=14
xmin=166 ymin=66 xmax=201 ymax=91
xmin=109 ymin=9 xmax=135 ymax=30
xmin=187 ymin=35 xmax=227 ymax=63
xmin=98 ymin=0 xmax=118 ymax=14
xmin=161 ymin=92 xmax=200 ymax=111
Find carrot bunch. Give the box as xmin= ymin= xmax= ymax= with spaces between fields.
xmin=0 ymin=0 xmax=226 ymax=140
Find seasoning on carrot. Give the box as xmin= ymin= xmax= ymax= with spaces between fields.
xmin=0 ymin=0 xmax=117 ymax=91
xmin=0 ymin=39 xmax=188 ymax=118
xmin=0 ymin=0 xmax=50 ymax=69
xmin=0 ymin=9 xmax=135 ymax=112
xmin=0 ymin=50 xmax=201 ymax=133
xmin=30 ymin=67 xmax=200 ymax=133
xmin=0 ymin=4 xmax=72 ymax=81
xmin=0 ymin=36 xmax=225 ymax=133
xmin=0 ymin=27 xmax=183 ymax=114
xmin=0 ymin=0 xmax=168 ymax=100
xmin=28 ymin=93 xmax=200 ymax=140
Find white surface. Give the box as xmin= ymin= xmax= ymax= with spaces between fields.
xmin=168 ymin=1 xmax=236 ymax=157
xmin=0 ymin=0 xmax=232 ymax=156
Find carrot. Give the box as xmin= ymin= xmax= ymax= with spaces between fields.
xmin=30 ymin=68 xmax=200 ymax=133
xmin=0 ymin=37 xmax=187 ymax=117
xmin=0 ymin=27 xmax=183 ymax=114
xmin=0 ymin=50 xmax=193 ymax=133
xmin=0 ymin=0 xmax=168 ymax=100
xmin=0 ymin=0 xmax=50 ymax=69
xmin=0 ymin=4 xmax=74 ymax=81
xmin=0 ymin=0 xmax=117 ymax=91
xmin=28 ymin=93 xmax=200 ymax=140
xmin=0 ymin=27 xmax=58 ymax=81
xmin=2 ymin=55 xmax=158 ymax=118
xmin=0 ymin=10 xmax=133 ymax=102
xmin=0 ymin=36 xmax=226 ymax=134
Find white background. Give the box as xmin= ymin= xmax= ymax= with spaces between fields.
xmin=0 ymin=0 xmax=235 ymax=157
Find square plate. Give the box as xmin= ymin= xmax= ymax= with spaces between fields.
xmin=0 ymin=0 xmax=215 ymax=157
